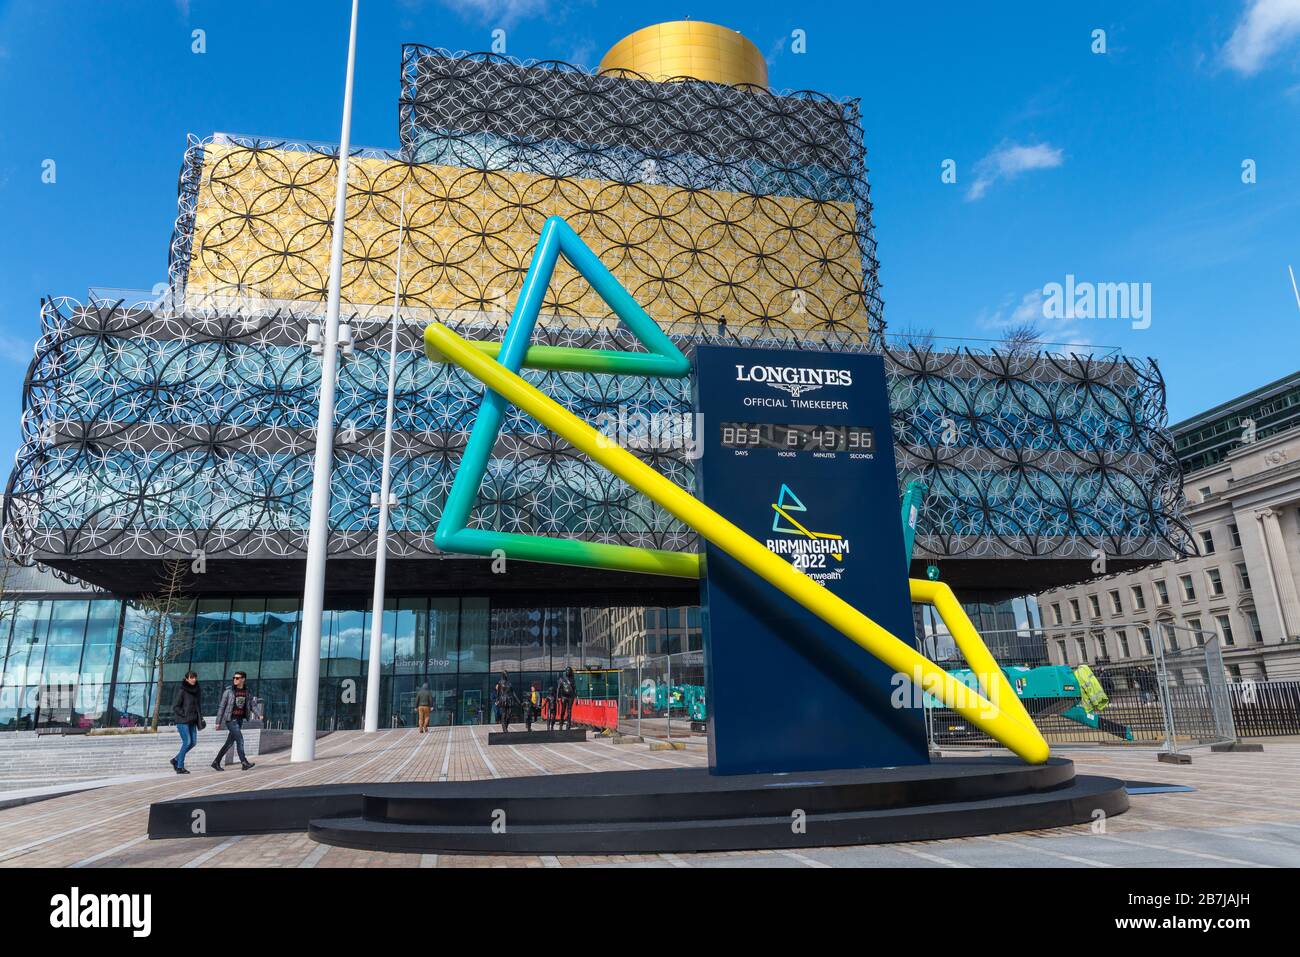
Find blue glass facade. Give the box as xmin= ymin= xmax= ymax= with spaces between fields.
xmin=10 ymin=300 xmax=1187 ymax=573
xmin=0 ymin=591 xmax=707 ymax=732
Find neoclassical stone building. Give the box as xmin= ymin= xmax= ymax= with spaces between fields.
xmin=1038 ymin=371 xmax=1300 ymax=682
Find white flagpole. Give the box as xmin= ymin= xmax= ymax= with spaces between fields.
xmin=291 ymin=0 xmax=360 ymax=762
xmin=364 ymin=189 xmax=409 ymax=733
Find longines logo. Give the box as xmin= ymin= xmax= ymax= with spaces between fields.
xmin=734 ymin=364 xmax=853 ymax=399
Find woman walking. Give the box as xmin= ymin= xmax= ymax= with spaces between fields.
xmin=170 ymin=671 xmax=203 ymax=774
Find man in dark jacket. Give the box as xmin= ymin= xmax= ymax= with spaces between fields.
xmin=212 ymin=671 xmax=262 ymax=771
xmin=556 ymin=667 xmax=577 ymax=731
xmin=170 ymin=671 xmax=202 ymax=774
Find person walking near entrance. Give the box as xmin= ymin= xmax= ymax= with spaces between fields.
xmin=169 ymin=671 xmax=203 ymax=774
xmin=556 ymin=667 xmax=577 ymax=731
xmin=493 ymin=671 xmax=515 ymax=733
xmin=212 ymin=671 xmax=262 ymax=771
xmin=415 ymin=683 xmax=434 ymax=733
xmin=525 ymin=682 xmax=540 ymax=731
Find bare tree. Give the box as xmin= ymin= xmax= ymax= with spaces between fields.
xmin=121 ymin=559 xmax=194 ymax=732
xmin=1001 ymin=320 xmax=1044 ymax=355
xmin=891 ymin=324 xmax=938 ymax=352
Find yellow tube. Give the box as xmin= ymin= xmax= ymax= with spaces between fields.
xmin=425 ymin=322 xmax=1051 ymax=764
xmin=910 ymin=579 xmax=1039 ymax=735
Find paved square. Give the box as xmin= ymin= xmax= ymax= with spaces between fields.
xmin=1 ymin=729 xmax=1296 ymax=868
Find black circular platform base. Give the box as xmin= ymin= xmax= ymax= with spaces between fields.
xmin=148 ymin=757 xmax=1128 ymax=855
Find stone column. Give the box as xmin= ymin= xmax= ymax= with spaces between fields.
xmin=1254 ymin=508 xmax=1300 ymax=640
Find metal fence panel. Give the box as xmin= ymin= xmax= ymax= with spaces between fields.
xmin=1229 ymin=680 xmax=1300 ymax=736
xmin=598 ymin=618 xmax=1291 ymax=753
xmin=614 ymin=651 xmax=705 ymax=740
xmin=921 ymin=623 xmax=1236 ymax=752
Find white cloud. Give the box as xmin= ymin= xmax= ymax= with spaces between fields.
xmin=765 ymin=33 xmax=788 ymax=67
xmin=966 ymin=142 xmax=1064 ymax=201
xmin=1223 ymin=0 xmax=1300 ymax=75
xmin=0 ymin=334 xmax=35 ymax=366
xmin=566 ymin=38 xmax=596 ymax=69
xmin=975 ymin=290 xmax=1044 ymax=333
xmin=416 ymin=0 xmax=554 ymax=28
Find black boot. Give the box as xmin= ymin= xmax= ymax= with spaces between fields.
xmin=241 ymin=760 xmax=255 ymax=770
xmin=211 ymin=759 xmax=223 ymax=771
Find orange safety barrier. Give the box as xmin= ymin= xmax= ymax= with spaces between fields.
xmin=570 ymin=699 xmax=619 ymax=730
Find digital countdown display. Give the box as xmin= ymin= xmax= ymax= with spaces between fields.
xmin=720 ymin=422 xmax=876 ymax=452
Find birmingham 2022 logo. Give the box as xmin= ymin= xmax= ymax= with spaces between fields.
xmin=765 ymin=484 xmax=851 ymax=580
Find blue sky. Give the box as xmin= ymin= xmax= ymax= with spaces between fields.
xmin=1 ymin=0 xmax=1298 ymax=470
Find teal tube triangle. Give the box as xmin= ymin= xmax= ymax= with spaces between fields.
xmin=429 ymin=216 xmax=697 ymax=578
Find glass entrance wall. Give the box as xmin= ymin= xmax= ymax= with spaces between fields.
xmin=915 ymin=592 xmax=1047 ymax=666
xmin=0 ymin=590 xmax=1054 ymax=731
xmin=0 ymin=599 xmax=125 ymax=730
xmin=0 ymin=595 xmax=622 ymax=731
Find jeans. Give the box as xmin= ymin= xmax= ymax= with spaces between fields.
xmin=174 ymin=721 xmax=199 ymax=769
xmin=215 ymin=718 xmax=248 ymax=764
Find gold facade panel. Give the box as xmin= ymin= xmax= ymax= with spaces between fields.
xmin=183 ymin=143 xmax=868 ymax=339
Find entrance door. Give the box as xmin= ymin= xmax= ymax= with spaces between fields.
xmin=460 ymin=688 xmax=482 ymax=724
